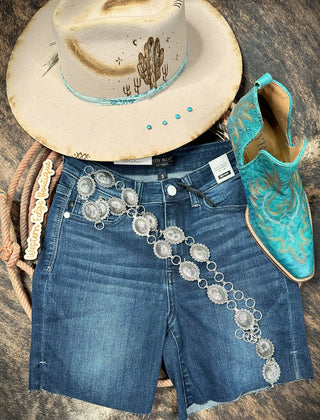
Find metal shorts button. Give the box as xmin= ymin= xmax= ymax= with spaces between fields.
xmin=167 ymin=185 xmax=177 ymax=196
xmin=63 ymin=211 xmax=71 ymax=219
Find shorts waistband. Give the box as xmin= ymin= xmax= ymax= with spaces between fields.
xmin=62 ymin=140 xmax=239 ymax=205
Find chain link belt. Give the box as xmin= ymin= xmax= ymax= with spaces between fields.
xmin=74 ymin=165 xmax=281 ymax=388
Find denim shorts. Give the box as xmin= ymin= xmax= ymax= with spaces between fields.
xmin=29 ymin=140 xmax=313 ymax=419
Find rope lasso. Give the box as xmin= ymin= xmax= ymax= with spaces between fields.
xmin=1 ymin=142 xmax=49 ymax=319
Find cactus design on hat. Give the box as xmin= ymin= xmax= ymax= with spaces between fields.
xmin=138 ymin=37 xmax=164 ymax=89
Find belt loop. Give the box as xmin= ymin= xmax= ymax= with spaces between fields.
xmin=134 ymin=181 xmax=143 ymax=203
xmin=182 ymin=175 xmax=200 ymax=207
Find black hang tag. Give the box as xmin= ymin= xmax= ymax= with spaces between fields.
xmin=218 ymin=170 xmax=232 ymax=180
xmin=152 ymin=156 xmax=176 ymax=167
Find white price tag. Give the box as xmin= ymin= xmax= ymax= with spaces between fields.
xmin=209 ymin=153 xmax=235 ymax=184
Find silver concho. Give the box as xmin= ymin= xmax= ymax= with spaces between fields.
xmin=94 ymin=170 xmax=115 ymax=188
xmin=132 ymin=216 xmax=150 ymax=236
xmin=82 ymin=201 xmax=100 ymax=222
xmin=190 ymin=243 xmax=210 ymax=263
xmin=234 ymin=308 xmax=255 ymax=330
xmin=96 ymin=197 xmax=110 ymax=220
xmin=153 ymin=240 xmax=172 ymax=259
xmin=121 ymin=188 xmax=139 ymax=207
xmin=207 ymin=284 xmax=228 ymax=305
xmin=143 ymin=212 xmax=158 ymax=231
xmin=179 ymin=261 xmax=200 ymax=281
xmin=108 ymin=197 xmax=126 ymax=216
xmin=262 ymin=359 xmax=281 ymax=385
xmin=163 ymin=226 xmax=185 ymax=244
xmin=77 ymin=176 xmax=95 ymax=199
xmin=256 ymin=339 xmax=275 ymax=359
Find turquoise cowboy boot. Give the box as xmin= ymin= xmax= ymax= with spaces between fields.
xmin=228 ymin=73 xmax=314 ymax=282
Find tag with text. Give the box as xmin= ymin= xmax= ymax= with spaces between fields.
xmin=209 ymin=153 xmax=235 ymax=184
xmin=24 ymin=159 xmax=55 ymax=261
xmin=114 ymin=157 xmax=153 ymax=165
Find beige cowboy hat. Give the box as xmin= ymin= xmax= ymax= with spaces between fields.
xmin=7 ymin=0 xmax=242 ymax=162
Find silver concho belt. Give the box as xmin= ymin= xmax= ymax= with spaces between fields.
xmin=75 ymin=165 xmax=281 ymax=387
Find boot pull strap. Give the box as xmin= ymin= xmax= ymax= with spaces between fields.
xmin=255 ymin=72 xmax=273 ymax=88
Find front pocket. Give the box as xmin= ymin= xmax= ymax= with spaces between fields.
xmin=201 ymin=174 xmax=247 ymax=210
xmin=70 ymin=183 xmax=128 ymax=227
xmin=39 ymin=186 xmax=74 ymax=272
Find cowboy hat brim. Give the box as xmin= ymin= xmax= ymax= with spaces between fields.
xmin=7 ymin=0 xmax=242 ymax=161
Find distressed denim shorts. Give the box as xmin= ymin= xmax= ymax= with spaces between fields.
xmin=29 ymin=140 xmax=313 ymax=419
